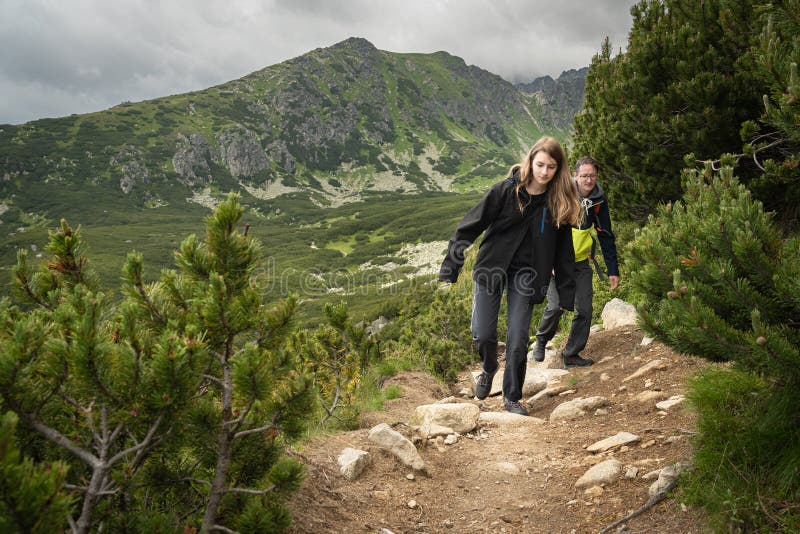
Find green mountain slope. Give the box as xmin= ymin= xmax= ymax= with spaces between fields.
xmin=0 ymin=37 xmax=572 ymax=319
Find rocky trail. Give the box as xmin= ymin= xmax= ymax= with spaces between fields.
xmin=286 ymin=323 xmax=710 ymax=533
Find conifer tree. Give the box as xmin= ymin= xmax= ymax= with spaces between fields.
xmin=127 ymin=193 xmax=314 ymax=532
xmin=627 ymin=164 xmax=800 ymax=529
xmin=744 ymin=1 xmax=800 ymax=224
xmin=0 ymin=220 xmax=201 ymax=533
xmin=573 ymin=0 xmax=782 ymax=218
xmin=0 ymin=194 xmax=315 ymax=532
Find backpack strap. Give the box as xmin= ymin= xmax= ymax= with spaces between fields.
xmin=588 ymin=204 xmax=607 ymax=280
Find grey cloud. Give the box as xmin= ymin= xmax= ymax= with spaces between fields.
xmin=0 ymin=0 xmax=637 ymax=124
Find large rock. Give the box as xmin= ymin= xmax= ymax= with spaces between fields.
xmin=215 ymin=127 xmax=269 ymax=177
xmin=587 ymin=432 xmax=641 ymax=453
xmin=656 ymin=395 xmax=686 ymax=411
xmin=172 ymin=133 xmax=214 ymax=186
xmin=368 ymin=423 xmax=425 ymax=471
xmin=649 ymin=463 xmax=686 ymax=497
xmin=575 ymin=459 xmax=622 ymax=489
xmin=522 ymin=368 xmax=569 ymax=396
xmin=110 ymin=145 xmax=150 ymax=194
xmin=412 ymin=403 xmax=480 ymax=434
xmin=550 ymin=396 xmax=609 ymax=421
xmin=338 ymin=447 xmax=371 ymax=480
xmin=601 ymin=298 xmax=638 ymax=330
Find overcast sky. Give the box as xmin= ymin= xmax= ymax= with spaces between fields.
xmin=0 ymin=0 xmax=637 ymax=125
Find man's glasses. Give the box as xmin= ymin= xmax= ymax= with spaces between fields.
xmin=577 ymin=174 xmax=597 ymax=180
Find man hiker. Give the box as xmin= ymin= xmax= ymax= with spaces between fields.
xmin=530 ymin=156 xmax=619 ymax=367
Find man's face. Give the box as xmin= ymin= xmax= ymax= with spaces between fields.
xmin=575 ymin=164 xmax=598 ymax=197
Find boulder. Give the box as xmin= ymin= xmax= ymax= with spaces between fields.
xmin=587 ymin=432 xmax=641 ymax=453
xmin=575 ymin=459 xmax=622 ymax=489
xmin=338 ymin=447 xmax=371 ymax=480
xmin=412 ymin=403 xmax=480 ymax=434
xmin=550 ymin=396 xmax=610 ymax=421
xmin=601 ymin=298 xmax=638 ymax=330
xmin=368 ymin=423 xmax=425 ymax=471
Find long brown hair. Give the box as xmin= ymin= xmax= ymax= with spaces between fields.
xmin=508 ymin=136 xmax=581 ymax=227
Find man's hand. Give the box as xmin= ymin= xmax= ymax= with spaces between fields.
xmin=609 ymin=275 xmax=620 ymax=291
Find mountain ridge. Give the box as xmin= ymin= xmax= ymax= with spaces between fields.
xmin=1 ymin=37 xmax=581 ymax=215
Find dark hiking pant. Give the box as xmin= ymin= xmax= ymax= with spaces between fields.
xmin=535 ymin=260 xmax=593 ymax=358
xmin=471 ymin=271 xmax=536 ymax=402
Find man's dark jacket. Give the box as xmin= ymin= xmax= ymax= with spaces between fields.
xmin=438 ymin=175 xmax=576 ymax=309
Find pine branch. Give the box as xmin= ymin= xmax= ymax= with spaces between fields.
xmin=222 ymin=484 xmax=276 ymax=495
xmin=233 ymin=420 xmax=277 ymax=440
xmin=108 ymin=413 xmax=165 ymax=465
xmin=208 ymin=526 xmax=238 ymax=534
xmin=22 ymin=411 xmax=100 ymax=469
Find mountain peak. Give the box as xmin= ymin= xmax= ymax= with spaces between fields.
xmin=328 ymin=37 xmax=378 ymax=54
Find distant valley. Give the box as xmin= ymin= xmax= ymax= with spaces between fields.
xmin=0 ymin=37 xmax=586 ymax=322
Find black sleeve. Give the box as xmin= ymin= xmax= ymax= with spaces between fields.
xmin=594 ymin=200 xmax=619 ymax=276
xmin=438 ymin=183 xmax=503 ymax=282
xmin=553 ymin=224 xmax=576 ymax=310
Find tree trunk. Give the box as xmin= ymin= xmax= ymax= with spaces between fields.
xmin=74 ymin=464 xmax=107 ymax=534
xmin=200 ymin=364 xmax=234 ymax=533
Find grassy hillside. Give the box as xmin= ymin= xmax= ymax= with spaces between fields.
xmin=0 ymin=37 xmax=572 ymax=324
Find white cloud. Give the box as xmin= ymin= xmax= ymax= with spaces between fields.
xmin=0 ymin=0 xmax=636 ymax=124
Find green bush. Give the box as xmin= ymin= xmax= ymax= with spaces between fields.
xmin=627 ymin=164 xmax=800 ymax=531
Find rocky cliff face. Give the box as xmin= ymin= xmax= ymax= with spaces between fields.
xmin=516 ymin=67 xmax=588 ymax=131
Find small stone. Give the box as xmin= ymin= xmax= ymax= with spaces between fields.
xmin=584 ymin=485 xmax=604 ymax=497
xmin=641 ymin=439 xmax=657 ymax=449
xmin=624 ymin=466 xmax=640 ymax=479
xmin=656 ymin=395 xmax=686 ymax=411
xmin=641 ymin=469 xmax=661 ymax=481
xmin=408 ymin=499 xmax=418 ymax=509
xmin=600 ymin=373 xmax=611 ymax=382
xmin=406 ymin=473 xmax=415 ymax=480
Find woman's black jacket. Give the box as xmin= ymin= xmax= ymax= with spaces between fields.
xmin=438 ymin=175 xmax=576 ymax=309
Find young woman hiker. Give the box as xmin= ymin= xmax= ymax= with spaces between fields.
xmin=438 ymin=136 xmax=581 ymax=415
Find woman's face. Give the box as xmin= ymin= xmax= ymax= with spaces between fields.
xmin=530 ymin=151 xmax=558 ymax=193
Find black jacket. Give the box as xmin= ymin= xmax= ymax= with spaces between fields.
xmin=439 ymin=175 xmax=576 ymax=309
xmin=577 ymin=182 xmax=619 ymax=277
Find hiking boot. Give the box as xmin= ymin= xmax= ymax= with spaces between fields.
xmin=564 ymin=354 xmax=595 ymax=368
xmin=474 ymin=371 xmax=495 ymax=400
xmin=503 ymin=398 xmax=528 ymax=416
xmin=530 ymin=340 xmax=546 ymax=362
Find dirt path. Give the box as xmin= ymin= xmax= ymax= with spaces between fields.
xmin=287 ymin=327 xmax=710 ymax=533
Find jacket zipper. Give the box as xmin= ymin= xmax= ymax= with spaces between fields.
xmin=540 ymin=206 xmax=547 ymax=234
